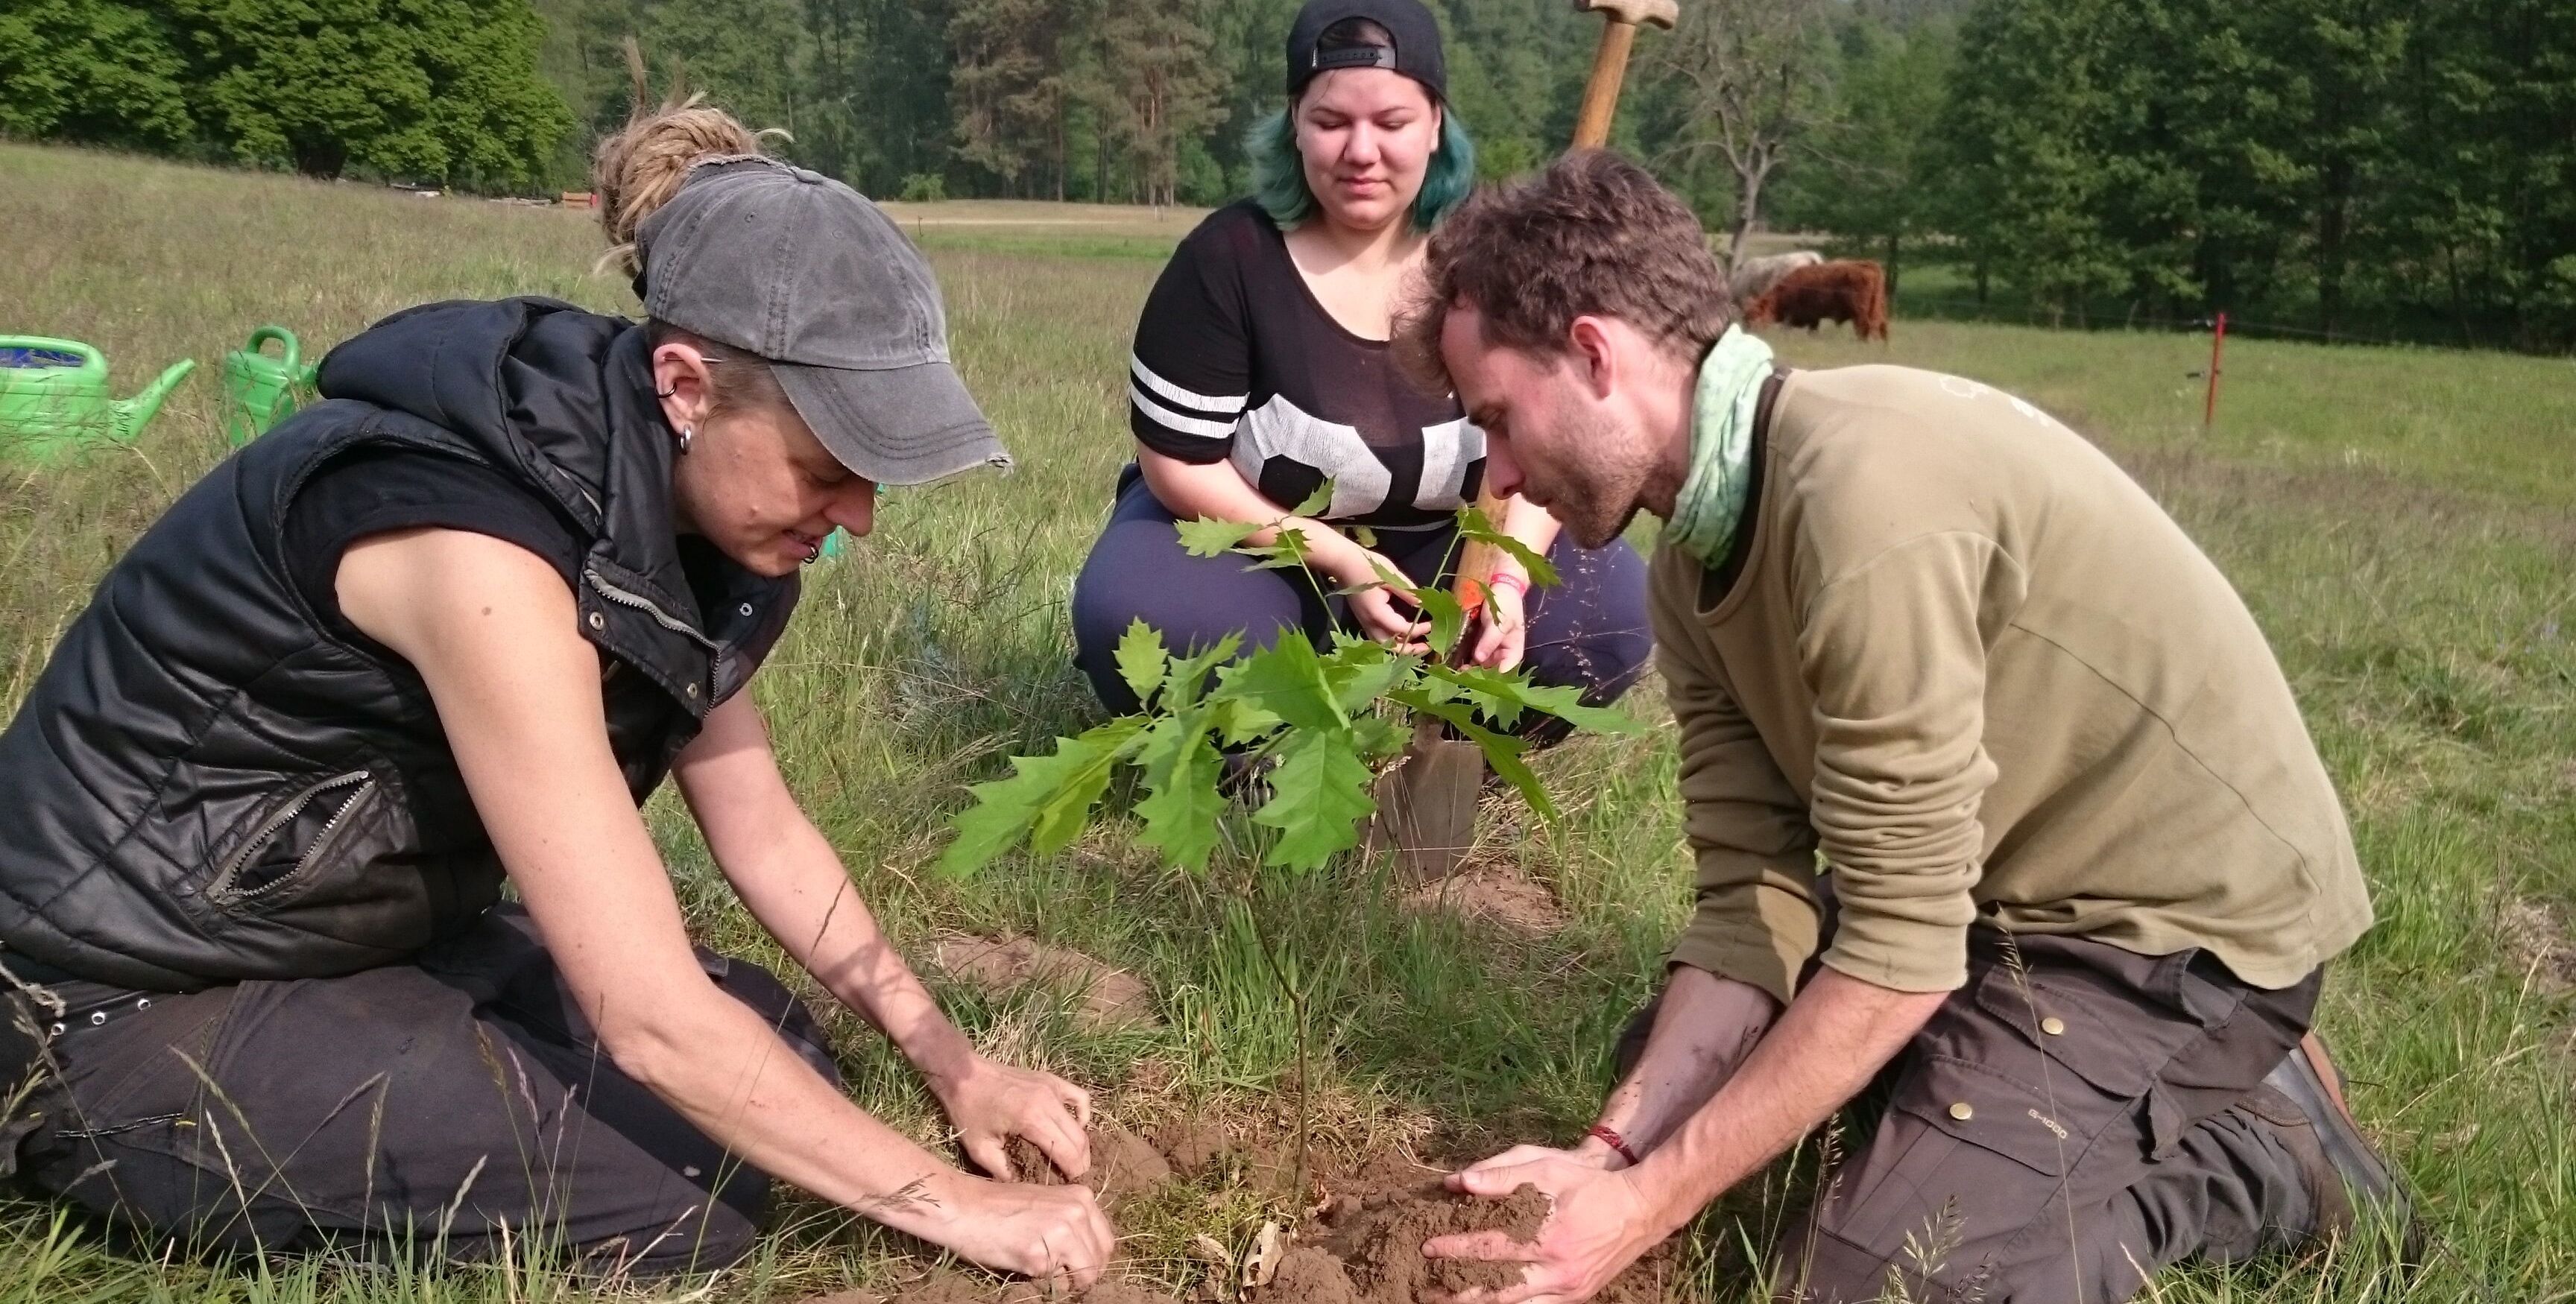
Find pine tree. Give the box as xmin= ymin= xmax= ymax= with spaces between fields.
xmin=950 ymin=0 xmax=1071 ymax=197
xmin=1073 ymin=0 xmax=1230 ymax=208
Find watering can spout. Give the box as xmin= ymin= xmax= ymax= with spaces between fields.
xmin=116 ymin=358 xmax=198 ymax=438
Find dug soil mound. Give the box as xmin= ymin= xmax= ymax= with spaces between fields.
xmin=1400 ymin=862 xmax=1570 ymax=935
xmin=932 ymin=934 xmax=1161 ymax=1031
xmin=817 ymin=1127 xmax=1676 ymax=1303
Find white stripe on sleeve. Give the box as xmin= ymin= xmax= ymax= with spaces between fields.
xmin=1130 ymin=354 xmax=1248 ymax=417
xmin=1130 ymin=385 xmax=1240 ymax=442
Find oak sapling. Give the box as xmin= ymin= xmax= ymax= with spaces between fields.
xmin=937 ymin=493 xmax=1640 ymax=878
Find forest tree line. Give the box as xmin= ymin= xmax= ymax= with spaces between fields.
xmin=3 ymin=0 xmax=2570 ymax=349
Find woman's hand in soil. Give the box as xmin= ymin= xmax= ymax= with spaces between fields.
xmin=935 ymin=1053 xmax=1094 ymax=1181
xmin=1424 ymin=1153 xmax=1665 ymax=1304
xmin=918 ymin=1170 xmax=1114 ymax=1291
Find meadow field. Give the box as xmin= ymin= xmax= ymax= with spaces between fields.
xmin=3 ymin=142 xmax=2572 ymax=1302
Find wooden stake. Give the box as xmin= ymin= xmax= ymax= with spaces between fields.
xmin=2203 ymin=311 xmax=2227 ymax=429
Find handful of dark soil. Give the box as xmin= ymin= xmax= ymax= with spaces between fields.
xmin=1271 ymin=1155 xmax=1676 ymax=1304
xmin=1260 ymin=1156 xmax=1546 ymax=1304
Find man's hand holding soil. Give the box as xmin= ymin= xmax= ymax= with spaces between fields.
xmin=1426 ymin=971 xmax=1945 ymax=1303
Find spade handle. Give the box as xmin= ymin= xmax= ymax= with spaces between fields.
xmin=1570 ymin=0 xmax=1679 ymax=149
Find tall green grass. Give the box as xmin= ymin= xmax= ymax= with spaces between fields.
xmin=4 ymin=143 xmax=2570 ymax=1302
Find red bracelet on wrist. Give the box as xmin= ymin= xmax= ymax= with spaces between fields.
xmin=1486 ymin=572 xmax=1530 ymax=601
xmin=1586 ymin=1124 xmax=1641 ymax=1167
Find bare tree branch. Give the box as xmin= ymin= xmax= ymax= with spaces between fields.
xmin=1652 ymin=0 xmax=1834 ymax=269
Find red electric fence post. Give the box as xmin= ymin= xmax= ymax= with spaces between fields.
xmin=2203 ymin=311 xmax=2227 ymax=429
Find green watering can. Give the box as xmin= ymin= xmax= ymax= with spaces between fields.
xmin=222 ymin=326 xmax=321 ymax=445
xmin=0 ymin=337 xmax=196 ymax=464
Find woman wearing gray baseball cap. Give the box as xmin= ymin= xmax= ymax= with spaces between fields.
xmin=0 ymin=95 xmax=1108 ymax=1285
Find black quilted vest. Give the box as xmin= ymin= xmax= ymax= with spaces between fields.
xmin=0 ymin=298 xmax=798 ymax=990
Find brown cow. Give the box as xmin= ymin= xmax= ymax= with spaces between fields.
xmin=1746 ymin=259 xmax=1890 ymax=342
xmin=1727 ymin=250 xmax=1825 ymax=308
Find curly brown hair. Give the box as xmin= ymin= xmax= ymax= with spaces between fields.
xmin=1395 ymin=150 xmax=1731 ymax=390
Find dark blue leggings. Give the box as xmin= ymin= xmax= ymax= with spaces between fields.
xmin=1071 ymin=469 xmax=1654 ymax=723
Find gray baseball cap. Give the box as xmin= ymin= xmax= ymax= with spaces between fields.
xmin=634 ymin=156 xmax=1011 ymax=484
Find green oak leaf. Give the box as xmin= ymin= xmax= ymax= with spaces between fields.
xmin=1178 ymin=516 xmax=1263 ymax=557
xmin=1115 ymin=618 xmax=1169 ymax=708
xmin=1418 ymin=663 xmax=1647 ymax=735
xmin=1509 ymin=680 xmax=1648 ymax=735
xmin=1240 ymin=525 xmax=1311 ymax=572
xmin=1222 ymin=635 xmax=1345 ymax=732
xmin=1251 ymin=727 xmax=1377 ymax=870
xmin=1321 ymin=638 xmax=1409 ymax=712
xmin=1456 ymin=505 xmax=1562 ymax=588
xmin=1133 ymin=711 xmax=1225 ymax=871
xmin=1414 ymin=586 xmax=1466 ymax=658
xmin=1386 ymin=689 xmax=1555 ymax=823
xmin=1209 ymin=696 xmax=1285 ymax=745
xmin=938 ymin=718 xmax=1144 ymax=877
xmin=1450 ymin=716 xmax=1554 ymax=823
xmin=1417 ymin=661 xmax=1530 ymax=729
xmin=1364 ymin=557 xmax=1422 ymax=600
xmin=1288 ymin=478 xmax=1336 ymax=517
xmin=1162 ymin=632 xmax=1244 ymax=711
xmin=1347 ymin=711 xmax=1409 ymax=761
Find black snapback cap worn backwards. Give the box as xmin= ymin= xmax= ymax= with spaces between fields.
xmin=1285 ymin=0 xmax=1448 ymax=100
xmin=634 ymin=156 xmax=1011 ymax=487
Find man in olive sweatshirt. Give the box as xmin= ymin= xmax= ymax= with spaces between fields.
xmin=1394 ymin=151 xmax=2412 ymax=1303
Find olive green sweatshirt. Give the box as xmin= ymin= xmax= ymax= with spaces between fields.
xmin=1655 ymin=364 xmax=2371 ymax=1004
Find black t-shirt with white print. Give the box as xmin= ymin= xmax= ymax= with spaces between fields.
xmin=1126 ymin=200 xmax=1483 ymax=532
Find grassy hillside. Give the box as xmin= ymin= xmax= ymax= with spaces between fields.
xmin=4 ymin=143 xmax=2572 ymax=1302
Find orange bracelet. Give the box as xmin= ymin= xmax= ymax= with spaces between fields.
xmin=1586 ymin=1124 xmax=1641 ymax=1166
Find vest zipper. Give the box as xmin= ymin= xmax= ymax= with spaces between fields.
xmin=582 ymin=569 xmax=722 ymax=653
xmin=209 ymin=770 xmax=373 ymax=902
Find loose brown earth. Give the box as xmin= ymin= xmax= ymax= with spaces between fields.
xmin=1399 ymin=862 xmax=1570 ymax=936
xmin=840 ymin=1124 xmax=1679 ymax=1304
xmin=1271 ymin=1153 xmax=1549 ymax=1304
xmin=932 ymin=934 xmax=1161 ymax=1031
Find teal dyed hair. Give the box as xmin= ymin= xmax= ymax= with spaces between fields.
xmin=1247 ymin=104 xmax=1476 ymax=233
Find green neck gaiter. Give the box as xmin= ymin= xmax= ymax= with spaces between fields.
xmin=1663 ymin=324 xmax=1776 ymax=567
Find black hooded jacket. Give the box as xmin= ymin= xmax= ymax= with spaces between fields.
xmin=0 ymin=298 xmax=798 ymax=990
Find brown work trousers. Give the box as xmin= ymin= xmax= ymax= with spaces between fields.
xmin=1634 ymin=931 xmax=2322 ymax=1303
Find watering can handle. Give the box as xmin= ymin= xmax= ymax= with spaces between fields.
xmin=0 ymin=336 xmax=104 ymax=369
xmin=247 ymin=326 xmax=300 ymax=369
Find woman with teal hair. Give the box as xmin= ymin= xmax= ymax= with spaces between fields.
xmin=1071 ymin=0 xmax=1651 ymax=730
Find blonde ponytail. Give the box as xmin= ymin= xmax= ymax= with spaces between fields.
xmin=591 ymin=38 xmax=776 ymax=276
